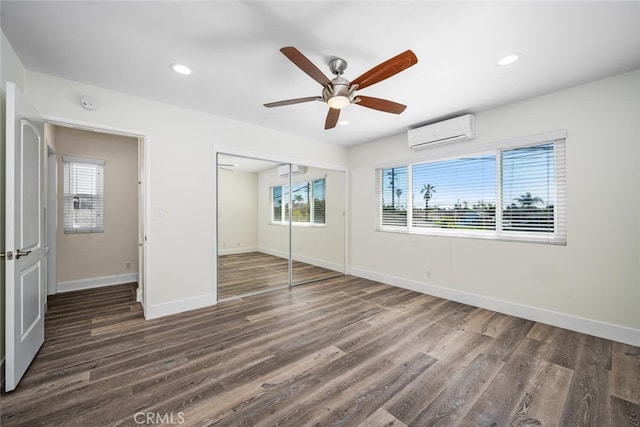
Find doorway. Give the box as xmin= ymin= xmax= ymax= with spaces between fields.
xmin=45 ymin=121 xmax=148 ymax=314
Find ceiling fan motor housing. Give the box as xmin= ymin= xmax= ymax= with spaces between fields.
xmin=323 ymin=75 xmax=353 ymax=101
xmin=329 ymin=58 xmax=348 ymax=76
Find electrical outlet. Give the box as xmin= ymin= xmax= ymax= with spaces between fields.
xmin=426 ymin=270 xmax=432 ymax=279
xmin=126 ymin=262 xmax=131 ymax=269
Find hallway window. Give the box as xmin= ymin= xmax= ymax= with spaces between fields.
xmin=63 ymin=156 xmax=105 ymax=233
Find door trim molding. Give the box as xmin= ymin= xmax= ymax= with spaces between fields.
xmin=40 ymin=115 xmax=150 ymax=317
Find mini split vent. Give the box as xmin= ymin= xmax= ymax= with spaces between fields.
xmin=277 ymin=164 xmax=306 ymax=177
xmin=408 ymin=114 xmax=475 ymax=150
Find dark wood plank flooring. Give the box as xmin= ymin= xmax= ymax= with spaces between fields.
xmin=1 ymin=277 xmax=639 ymax=426
xmin=218 ymin=252 xmax=342 ymax=299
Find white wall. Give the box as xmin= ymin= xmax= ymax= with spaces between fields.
xmin=217 ymin=169 xmax=259 ymax=254
xmin=24 ymin=70 xmax=348 ymax=318
xmin=55 ymin=126 xmax=139 ymax=290
xmin=349 ymin=69 xmax=640 ymax=345
xmin=1 ymin=29 xmax=28 ymax=374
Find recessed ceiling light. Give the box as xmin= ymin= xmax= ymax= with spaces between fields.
xmin=338 ymin=120 xmax=349 ymax=126
xmin=171 ymin=63 xmax=191 ymax=75
xmin=498 ymin=53 xmax=521 ymax=66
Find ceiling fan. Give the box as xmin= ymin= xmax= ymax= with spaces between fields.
xmin=264 ymin=47 xmax=418 ymax=129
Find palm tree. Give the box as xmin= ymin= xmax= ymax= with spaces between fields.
xmin=294 ymin=194 xmax=303 ymax=205
xmin=420 ymin=184 xmax=436 ymax=209
xmin=514 ymin=192 xmax=543 ymax=208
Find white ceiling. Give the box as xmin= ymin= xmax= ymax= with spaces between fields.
xmin=2 ymin=1 xmax=639 ymax=147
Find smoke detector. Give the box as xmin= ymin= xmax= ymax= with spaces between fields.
xmin=80 ymin=96 xmax=99 ymax=111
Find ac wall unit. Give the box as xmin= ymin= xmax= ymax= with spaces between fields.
xmin=277 ymin=164 xmax=306 ymax=176
xmin=407 ymin=114 xmax=475 ymax=150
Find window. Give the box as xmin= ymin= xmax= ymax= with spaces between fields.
xmin=412 ymin=154 xmax=496 ymax=230
xmin=312 ymin=178 xmax=326 ymax=224
xmin=377 ymin=132 xmax=566 ymax=244
xmin=381 ymin=166 xmax=408 ymax=227
xmin=502 ymin=143 xmax=557 ymax=234
xmin=63 ymin=156 xmax=105 ymax=234
xmin=271 ymin=178 xmax=326 ymax=225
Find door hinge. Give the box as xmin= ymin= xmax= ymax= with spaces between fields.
xmin=0 ymin=250 xmax=14 ymax=260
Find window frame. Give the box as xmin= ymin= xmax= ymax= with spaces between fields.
xmin=63 ymin=156 xmax=105 ymax=234
xmin=271 ymin=177 xmax=326 ymax=227
xmin=376 ymin=131 xmax=566 ymax=245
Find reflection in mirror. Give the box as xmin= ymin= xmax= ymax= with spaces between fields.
xmin=217 ymin=153 xmax=346 ymax=300
xmin=290 ymin=167 xmax=346 ymax=285
xmin=217 ymin=154 xmax=289 ymax=299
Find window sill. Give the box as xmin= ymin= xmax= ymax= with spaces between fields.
xmin=376 ymin=226 xmax=566 ymax=246
xmin=270 ymin=222 xmax=326 ymax=228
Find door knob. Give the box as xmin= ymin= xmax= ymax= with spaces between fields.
xmin=15 ymin=249 xmax=31 ymax=259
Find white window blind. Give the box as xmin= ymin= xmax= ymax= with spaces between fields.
xmin=63 ymin=156 xmax=105 ymax=234
xmin=501 ymin=140 xmax=566 ymax=242
xmin=376 ymin=134 xmax=566 ymax=244
xmin=379 ymin=166 xmax=408 ymax=227
xmin=312 ymin=178 xmax=326 ymax=224
xmin=412 ymin=154 xmax=496 ymax=230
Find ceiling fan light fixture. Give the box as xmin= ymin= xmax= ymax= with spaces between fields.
xmin=327 ymin=95 xmax=351 ymax=109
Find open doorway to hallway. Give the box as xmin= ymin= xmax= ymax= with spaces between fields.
xmin=47 ymin=124 xmax=145 ymax=310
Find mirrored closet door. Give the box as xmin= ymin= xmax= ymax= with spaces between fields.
xmin=291 ymin=167 xmax=345 ymax=286
xmin=217 ymin=153 xmax=345 ymax=300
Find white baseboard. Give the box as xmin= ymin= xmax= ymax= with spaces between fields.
xmin=136 ymin=287 xmax=142 ymax=303
xmin=57 ymin=273 xmax=139 ymax=293
xmin=258 ymin=247 xmax=288 ymax=260
xmin=258 ymin=247 xmax=344 ymax=273
xmin=349 ymin=267 xmax=640 ymax=347
xmin=145 ymin=293 xmax=216 ymax=320
xmin=293 ymin=253 xmax=344 ymax=273
xmin=218 ymin=246 xmax=258 ymax=256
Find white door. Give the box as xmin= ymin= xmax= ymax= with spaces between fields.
xmin=4 ymin=82 xmax=45 ymax=392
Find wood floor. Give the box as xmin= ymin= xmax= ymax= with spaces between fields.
xmin=1 ymin=277 xmax=639 ymax=426
xmin=218 ymin=252 xmax=342 ymax=299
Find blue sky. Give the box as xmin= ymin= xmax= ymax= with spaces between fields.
xmin=382 ymin=143 xmax=555 ymax=210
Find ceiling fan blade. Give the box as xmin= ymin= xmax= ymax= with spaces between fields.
xmin=280 ymin=47 xmax=332 ymax=87
xmin=325 ymin=108 xmax=340 ymax=129
xmin=355 ymin=96 xmax=407 ymax=114
xmin=351 ymin=50 xmax=418 ymax=90
xmin=264 ymin=96 xmax=322 ymax=108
